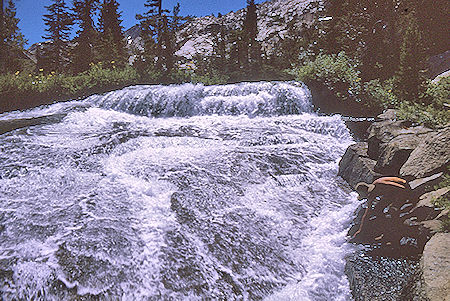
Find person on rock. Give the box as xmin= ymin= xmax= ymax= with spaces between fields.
xmin=350 ymin=177 xmax=411 ymax=243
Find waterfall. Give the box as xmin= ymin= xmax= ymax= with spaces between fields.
xmin=0 ymin=82 xmax=359 ymax=300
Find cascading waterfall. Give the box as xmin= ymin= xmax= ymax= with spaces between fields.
xmin=0 ymin=82 xmax=360 ymax=300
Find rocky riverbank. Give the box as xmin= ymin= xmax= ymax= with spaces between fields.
xmin=338 ymin=109 xmax=449 ymax=300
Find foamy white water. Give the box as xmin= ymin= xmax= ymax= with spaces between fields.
xmin=0 ymin=82 xmax=358 ymax=300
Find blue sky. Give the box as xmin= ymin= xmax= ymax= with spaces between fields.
xmin=13 ymin=0 xmax=265 ymax=47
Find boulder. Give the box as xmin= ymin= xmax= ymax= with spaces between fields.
xmin=400 ymin=127 xmax=450 ymax=178
xmin=376 ymin=109 xmax=398 ymax=121
xmin=374 ymin=133 xmax=426 ymax=175
xmin=421 ymin=233 xmax=450 ymax=301
xmin=367 ymin=120 xmax=410 ymax=159
xmin=405 ymin=187 xmax=449 ymax=223
xmin=367 ymin=118 xmax=432 ymax=162
xmin=338 ymin=142 xmax=382 ymax=188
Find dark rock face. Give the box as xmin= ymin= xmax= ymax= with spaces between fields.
xmin=338 ymin=142 xmax=382 ymax=189
xmin=400 ymin=126 xmax=450 ymax=179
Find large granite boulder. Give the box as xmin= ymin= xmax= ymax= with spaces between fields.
xmin=421 ymin=233 xmax=450 ymax=301
xmin=338 ymin=142 xmax=382 ymax=188
xmin=367 ymin=120 xmax=411 ymax=160
xmin=400 ymin=127 xmax=450 ymax=178
xmin=374 ymin=132 xmax=429 ymax=175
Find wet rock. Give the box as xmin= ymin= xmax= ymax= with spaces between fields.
xmin=421 ymin=233 xmax=450 ymax=301
xmin=400 ymin=126 xmax=450 ymax=178
xmin=338 ymin=142 xmax=382 ymax=188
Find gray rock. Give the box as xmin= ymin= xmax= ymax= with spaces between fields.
xmin=367 ymin=120 xmax=409 ymax=159
xmin=338 ymin=142 xmax=382 ymax=188
xmin=400 ymin=127 xmax=450 ymax=178
xmin=374 ymin=133 xmax=425 ymax=175
xmin=421 ymin=233 xmax=450 ymax=301
xmin=409 ymin=172 xmax=444 ymax=191
xmin=376 ymin=109 xmax=399 ymax=121
xmin=367 ymin=119 xmax=431 ymax=161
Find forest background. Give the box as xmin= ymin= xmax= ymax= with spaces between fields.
xmin=0 ymin=0 xmax=448 ymax=127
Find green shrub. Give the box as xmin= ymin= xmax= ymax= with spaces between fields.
xmin=363 ymin=77 xmax=400 ymax=109
xmin=396 ymin=77 xmax=450 ymax=128
xmin=0 ymin=65 xmax=140 ymax=112
xmin=296 ymin=52 xmax=363 ymax=103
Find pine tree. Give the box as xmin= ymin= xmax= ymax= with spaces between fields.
xmin=396 ymin=10 xmax=426 ymax=103
xmin=211 ymin=21 xmax=227 ymax=73
xmin=136 ymin=0 xmax=186 ymax=80
xmin=136 ymin=0 xmax=162 ymax=75
xmin=71 ymin=0 xmax=99 ymax=73
xmin=243 ymin=0 xmax=260 ymax=73
xmin=97 ymin=0 xmax=127 ymax=68
xmin=42 ymin=0 xmax=74 ymax=73
xmin=0 ymin=0 xmax=27 ymax=73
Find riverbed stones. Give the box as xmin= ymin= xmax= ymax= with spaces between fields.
xmin=421 ymin=233 xmax=450 ymax=301
xmin=400 ymin=126 xmax=450 ymax=178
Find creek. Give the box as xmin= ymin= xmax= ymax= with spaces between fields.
xmin=0 ymin=82 xmax=366 ymax=300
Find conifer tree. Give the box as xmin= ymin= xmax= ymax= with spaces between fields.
xmin=137 ymin=1 xmax=186 ymax=79
xmin=136 ymin=0 xmax=162 ymax=75
xmin=71 ymin=0 xmax=99 ymax=73
xmin=396 ymin=10 xmax=426 ymax=103
xmin=211 ymin=22 xmax=227 ymax=73
xmin=97 ymin=0 xmax=127 ymax=68
xmin=243 ymin=0 xmax=260 ymax=72
xmin=41 ymin=0 xmax=74 ymax=72
xmin=0 ymin=0 xmax=27 ymax=72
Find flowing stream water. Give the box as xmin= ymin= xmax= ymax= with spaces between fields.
xmin=0 ymin=82 xmax=360 ymax=300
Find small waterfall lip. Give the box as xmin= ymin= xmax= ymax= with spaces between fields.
xmin=87 ymin=81 xmax=313 ymax=118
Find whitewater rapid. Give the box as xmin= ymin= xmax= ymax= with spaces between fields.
xmin=0 ymin=82 xmax=359 ymax=300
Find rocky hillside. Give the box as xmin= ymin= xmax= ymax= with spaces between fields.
xmin=175 ymin=0 xmax=319 ymax=60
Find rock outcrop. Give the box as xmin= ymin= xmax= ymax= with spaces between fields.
xmin=400 ymin=126 xmax=450 ymax=178
xmin=338 ymin=142 xmax=381 ymax=189
xmin=176 ymin=0 xmax=318 ymax=60
xmin=339 ymin=109 xmax=449 ymax=300
xmin=421 ymin=233 xmax=450 ymax=301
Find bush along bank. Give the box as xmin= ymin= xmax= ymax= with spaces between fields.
xmin=295 ymin=52 xmax=450 ymax=128
xmin=338 ymin=109 xmax=449 ymax=300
